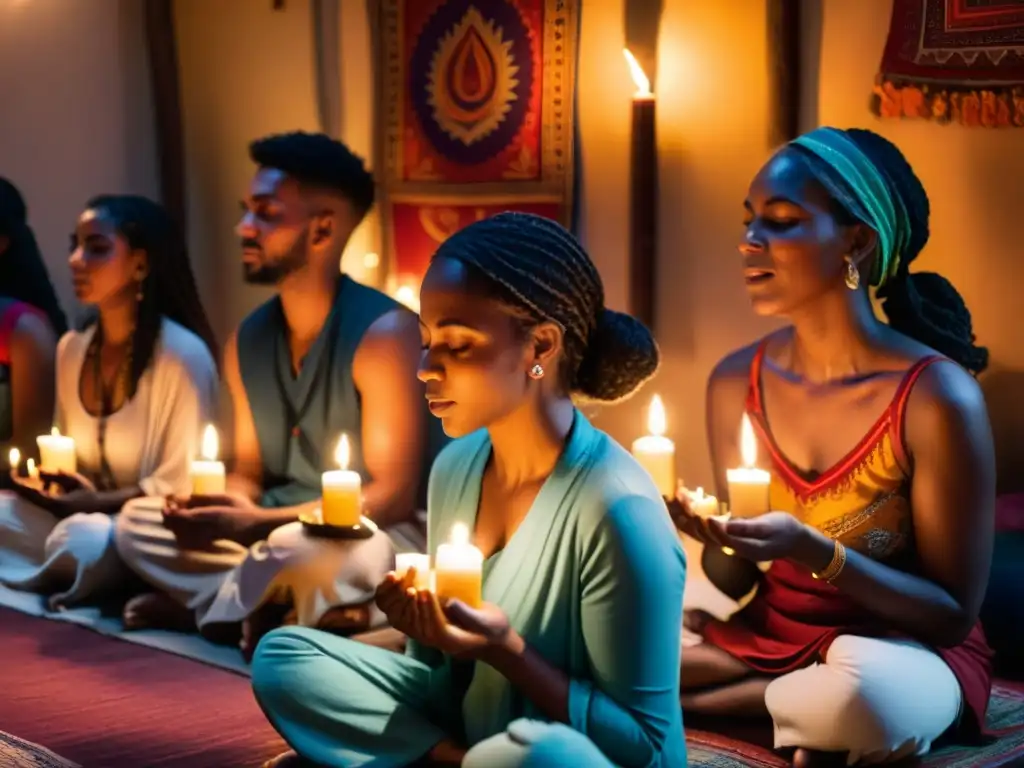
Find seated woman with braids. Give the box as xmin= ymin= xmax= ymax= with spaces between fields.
xmin=672 ymin=127 xmax=995 ymax=768
xmin=0 ymin=195 xmax=218 ymax=610
xmin=0 ymin=177 xmax=67 ymax=464
xmin=251 ymin=212 xmax=687 ymax=768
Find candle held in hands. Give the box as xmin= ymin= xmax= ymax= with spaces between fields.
xmin=9 ymin=448 xmax=20 ymax=473
xmin=434 ymin=523 xmax=483 ymax=609
xmin=631 ymin=394 xmax=676 ymax=498
xmin=37 ymin=427 xmax=76 ymax=473
xmin=395 ymin=553 xmax=431 ymax=590
xmin=322 ymin=434 xmax=362 ymax=527
xmin=726 ymin=414 xmax=771 ymax=518
xmin=190 ymin=424 xmax=226 ymax=496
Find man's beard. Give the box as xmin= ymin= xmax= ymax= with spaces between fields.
xmin=242 ymin=243 xmax=306 ymax=285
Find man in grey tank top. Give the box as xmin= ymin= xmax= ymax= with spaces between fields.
xmin=115 ymin=133 xmax=443 ymax=656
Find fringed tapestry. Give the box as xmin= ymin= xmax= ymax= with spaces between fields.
xmin=872 ymin=0 xmax=1024 ymax=127
xmin=376 ymin=0 xmax=579 ymax=286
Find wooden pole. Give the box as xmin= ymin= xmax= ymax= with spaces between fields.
xmin=767 ymin=0 xmax=801 ymax=146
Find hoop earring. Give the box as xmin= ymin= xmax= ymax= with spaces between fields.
xmin=529 ymin=363 xmax=545 ymax=380
xmin=844 ymin=258 xmax=861 ymax=291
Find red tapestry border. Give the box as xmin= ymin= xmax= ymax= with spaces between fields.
xmin=873 ymin=0 xmax=1024 ymax=127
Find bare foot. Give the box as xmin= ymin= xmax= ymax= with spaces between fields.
xmin=262 ymin=750 xmax=310 ymax=768
xmin=792 ymin=748 xmax=848 ymax=768
xmin=316 ymin=603 xmax=372 ymax=637
xmin=122 ymin=592 xmax=195 ymax=632
xmin=240 ymin=601 xmax=292 ymax=663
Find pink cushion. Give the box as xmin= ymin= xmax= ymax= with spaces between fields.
xmin=995 ymin=494 xmax=1024 ymax=533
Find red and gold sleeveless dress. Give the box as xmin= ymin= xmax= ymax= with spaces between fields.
xmin=701 ymin=341 xmax=993 ymax=736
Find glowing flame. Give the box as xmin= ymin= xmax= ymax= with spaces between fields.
xmin=26 ymin=458 xmax=37 ymax=478
xmin=51 ymin=426 xmax=60 ymax=437
xmin=334 ymin=434 xmax=351 ymax=471
xmin=647 ymin=394 xmax=667 ymax=437
xmin=623 ymin=48 xmax=652 ymax=98
xmin=740 ymin=413 xmax=758 ymax=468
xmin=394 ymin=285 xmax=420 ymax=313
xmin=363 ymin=252 xmax=380 ymax=270
xmin=693 ymin=486 xmax=705 ymax=500
xmin=8 ymin=448 xmax=20 ymax=470
xmin=200 ymin=424 xmax=219 ymax=461
xmin=450 ymin=522 xmax=469 ymax=546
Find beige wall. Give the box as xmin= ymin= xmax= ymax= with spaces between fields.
xmin=4 ymin=0 xmax=1020 ymax=488
xmin=0 ymin=0 xmax=158 ymax=318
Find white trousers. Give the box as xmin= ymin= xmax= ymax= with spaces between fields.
xmin=764 ymin=634 xmax=962 ymax=765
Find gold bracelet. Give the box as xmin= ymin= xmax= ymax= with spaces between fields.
xmin=812 ymin=540 xmax=847 ymax=583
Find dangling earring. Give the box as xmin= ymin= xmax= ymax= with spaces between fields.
xmin=844 ymin=257 xmax=861 ymax=291
xmin=135 ymin=269 xmax=146 ymax=303
xmin=529 ymin=363 xmax=545 ymax=380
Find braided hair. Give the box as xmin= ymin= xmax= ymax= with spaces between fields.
xmin=433 ymin=212 xmax=660 ymax=402
xmin=0 ymin=177 xmax=68 ymax=335
xmin=84 ymin=195 xmax=218 ymax=394
xmin=249 ymin=131 xmax=375 ymax=220
xmin=796 ymin=129 xmax=987 ymax=375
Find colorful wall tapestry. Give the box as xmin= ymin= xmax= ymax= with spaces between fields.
xmin=872 ymin=0 xmax=1024 ymax=127
xmin=377 ymin=0 xmax=579 ymax=286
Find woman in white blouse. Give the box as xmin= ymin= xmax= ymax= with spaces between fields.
xmin=0 ymin=194 xmax=218 ymax=609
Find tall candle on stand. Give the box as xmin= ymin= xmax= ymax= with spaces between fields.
xmin=631 ymin=394 xmax=676 ymax=498
xmin=624 ymin=48 xmax=657 ymax=331
xmin=190 ymin=424 xmax=226 ymax=495
xmin=36 ymin=427 xmax=76 ymax=473
xmin=434 ymin=522 xmax=483 ymax=609
xmin=321 ymin=434 xmax=362 ymax=527
xmin=726 ymin=414 xmax=771 ymax=518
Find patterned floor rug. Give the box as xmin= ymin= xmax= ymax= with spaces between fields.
xmin=0 ymin=731 xmax=78 ymax=768
xmin=686 ymin=683 xmax=1024 ymax=767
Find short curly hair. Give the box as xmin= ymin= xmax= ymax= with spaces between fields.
xmin=249 ymin=131 xmax=375 ymax=220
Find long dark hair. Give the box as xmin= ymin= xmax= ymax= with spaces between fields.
xmin=0 ymin=177 xmax=68 ymax=335
xmin=84 ymin=195 xmax=218 ymax=393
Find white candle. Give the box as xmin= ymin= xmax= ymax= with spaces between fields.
xmin=26 ymin=458 xmax=38 ymax=481
xmin=322 ymin=434 xmax=362 ymax=527
xmin=395 ymin=552 xmax=431 ymax=590
xmin=9 ymin=448 xmax=20 ymax=473
xmin=687 ymin=486 xmax=728 ymax=521
xmin=36 ymin=427 xmax=76 ymax=473
xmin=631 ymin=394 xmax=676 ymax=498
xmin=726 ymin=414 xmax=771 ymax=518
xmin=434 ymin=522 xmax=483 ymax=608
xmin=190 ymin=424 xmax=226 ymax=496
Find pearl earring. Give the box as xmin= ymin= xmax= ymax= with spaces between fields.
xmin=529 ymin=363 xmax=545 ymax=380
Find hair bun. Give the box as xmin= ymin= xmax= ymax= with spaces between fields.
xmin=572 ymin=309 xmax=659 ymax=403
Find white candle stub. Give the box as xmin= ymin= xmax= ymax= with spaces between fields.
xmin=322 ymin=434 xmax=362 ymax=527
xmin=725 ymin=414 xmax=771 ymax=518
xmin=8 ymin=448 xmax=20 ymax=472
xmin=190 ymin=424 xmax=226 ymax=495
xmin=433 ymin=522 xmax=483 ymax=609
xmin=36 ymin=427 xmax=76 ymax=474
xmin=631 ymin=394 xmax=676 ymax=498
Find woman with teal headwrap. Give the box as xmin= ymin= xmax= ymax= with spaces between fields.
xmin=664 ymin=127 xmax=995 ymax=768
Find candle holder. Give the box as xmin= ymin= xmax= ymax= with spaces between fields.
xmin=299 ymin=507 xmax=377 ymax=540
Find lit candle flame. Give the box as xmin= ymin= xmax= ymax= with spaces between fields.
xmin=740 ymin=413 xmax=758 ymax=468
xmin=51 ymin=426 xmax=60 ymax=437
xmin=9 ymin=448 xmax=20 ymax=470
xmin=334 ymin=434 xmax=351 ymax=471
xmin=394 ymin=284 xmax=420 ymax=313
xmin=200 ymin=424 xmax=219 ymax=461
xmin=450 ymin=521 xmax=469 ymax=546
xmin=623 ymin=48 xmax=652 ymax=98
xmin=647 ymin=394 xmax=667 ymax=437
xmin=694 ymin=486 xmax=705 ymax=500
xmin=26 ymin=458 xmax=37 ymax=479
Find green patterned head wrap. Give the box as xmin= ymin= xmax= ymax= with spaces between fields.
xmin=789 ymin=127 xmax=911 ymax=287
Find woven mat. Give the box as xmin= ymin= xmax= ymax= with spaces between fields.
xmin=0 ymin=731 xmax=78 ymax=768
